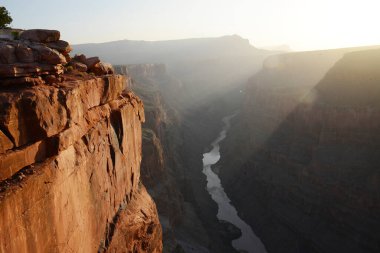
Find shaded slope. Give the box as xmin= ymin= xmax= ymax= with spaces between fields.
xmin=218 ymin=47 xmax=380 ymax=253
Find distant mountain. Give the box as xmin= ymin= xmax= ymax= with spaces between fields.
xmin=73 ymin=35 xmax=272 ymax=110
xmin=73 ymin=35 xmax=266 ymax=65
xmin=259 ymin=44 xmax=292 ymax=52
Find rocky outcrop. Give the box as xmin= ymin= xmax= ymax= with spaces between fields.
xmin=0 ymin=30 xmax=162 ymax=253
xmin=0 ymin=29 xmax=114 ymax=87
xmin=218 ymin=47 xmax=380 ymax=253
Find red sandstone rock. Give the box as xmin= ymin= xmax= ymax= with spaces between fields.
xmin=84 ymin=56 xmax=101 ymax=69
xmin=15 ymin=43 xmax=35 ymax=63
xmin=0 ymin=75 xmax=126 ymax=150
xmin=0 ymin=140 xmax=51 ymax=181
xmin=68 ymin=60 xmax=88 ymax=72
xmin=73 ymin=54 xmax=100 ymax=69
xmin=71 ymin=54 xmax=113 ymax=75
xmin=0 ymin=76 xmax=44 ymax=86
xmin=0 ymin=63 xmax=63 ymax=77
xmin=0 ymin=73 xmax=161 ymax=252
xmin=0 ymin=43 xmax=17 ymax=64
xmin=103 ymin=62 xmax=114 ymax=74
xmin=0 ymin=130 xmax=13 ymax=154
xmin=29 ymin=43 xmax=67 ymax=64
xmin=46 ymin=40 xmax=72 ymax=53
xmin=19 ymin=29 xmax=60 ymax=43
xmin=0 ymin=29 xmax=161 ymax=252
xmin=72 ymin=53 xmax=87 ymax=63
xmin=105 ymin=185 xmax=163 ymax=253
xmin=43 ymin=74 xmax=61 ymax=85
xmin=90 ymin=62 xmax=114 ymax=76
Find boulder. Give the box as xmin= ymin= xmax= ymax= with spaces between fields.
xmin=19 ymin=29 xmax=60 ymax=43
xmin=68 ymin=61 xmax=88 ymax=72
xmin=72 ymin=54 xmax=86 ymax=64
xmin=29 ymin=44 xmax=67 ymax=64
xmin=73 ymin=54 xmax=100 ymax=69
xmin=0 ymin=43 xmax=17 ymax=64
xmin=89 ymin=62 xmax=114 ymax=76
xmin=46 ymin=40 xmax=72 ymax=53
xmin=15 ymin=43 xmax=35 ymax=63
xmin=103 ymin=62 xmax=114 ymax=74
xmin=84 ymin=56 xmax=100 ymax=69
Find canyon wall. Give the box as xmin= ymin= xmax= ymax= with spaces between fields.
xmin=218 ymin=48 xmax=380 ymax=252
xmin=115 ymin=64 xmax=243 ymax=253
xmin=0 ymin=29 xmax=162 ymax=253
xmin=115 ymin=64 xmax=185 ymax=252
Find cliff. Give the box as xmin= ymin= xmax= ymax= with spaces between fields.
xmin=0 ymin=29 xmax=162 ymax=252
xmin=218 ymin=47 xmax=380 ymax=252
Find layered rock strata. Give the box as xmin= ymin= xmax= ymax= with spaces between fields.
xmin=0 ymin=30 xmax=162 ymax=253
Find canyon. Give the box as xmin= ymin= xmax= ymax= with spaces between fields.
xmin=77 ymin=37 xmax=380 ymax=253
xmin=87 ymin=36 xmax=273 ymax=252
xmin=1 ymin=27 xmax=379 ymax=253
xmin=114 ymin=64 xmax=243 ymax=253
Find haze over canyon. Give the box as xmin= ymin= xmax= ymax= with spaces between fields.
xmin=1 ymin=2 xmax=380 ymax=253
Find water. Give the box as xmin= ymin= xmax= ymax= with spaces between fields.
xmin=202 ymin=114 xmax=267 ymax=253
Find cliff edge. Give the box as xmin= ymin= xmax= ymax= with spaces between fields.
xmin=0 ymin=29 xmax=162 ymax=253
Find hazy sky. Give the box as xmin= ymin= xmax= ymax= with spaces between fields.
xmin=2 ymin=0 xmax=380 ymax=50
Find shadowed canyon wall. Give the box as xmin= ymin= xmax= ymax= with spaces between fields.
xmin=218 ymin=48 xmax=380 ymax=253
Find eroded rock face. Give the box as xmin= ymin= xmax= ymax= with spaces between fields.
xmin=0 ymin=35 xmax=162 ymax=252
xmin=105 ymin=185 xmax=163 ymax=253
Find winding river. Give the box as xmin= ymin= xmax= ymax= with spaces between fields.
xmin=202 ymin=114 xmax=267 ymax=253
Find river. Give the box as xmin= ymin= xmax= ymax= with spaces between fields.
xmin=202 ymin=114 xmax=267 ymax=253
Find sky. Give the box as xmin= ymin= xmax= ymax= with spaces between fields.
xmin=2 ymin=0 xmax=380 ymax=51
